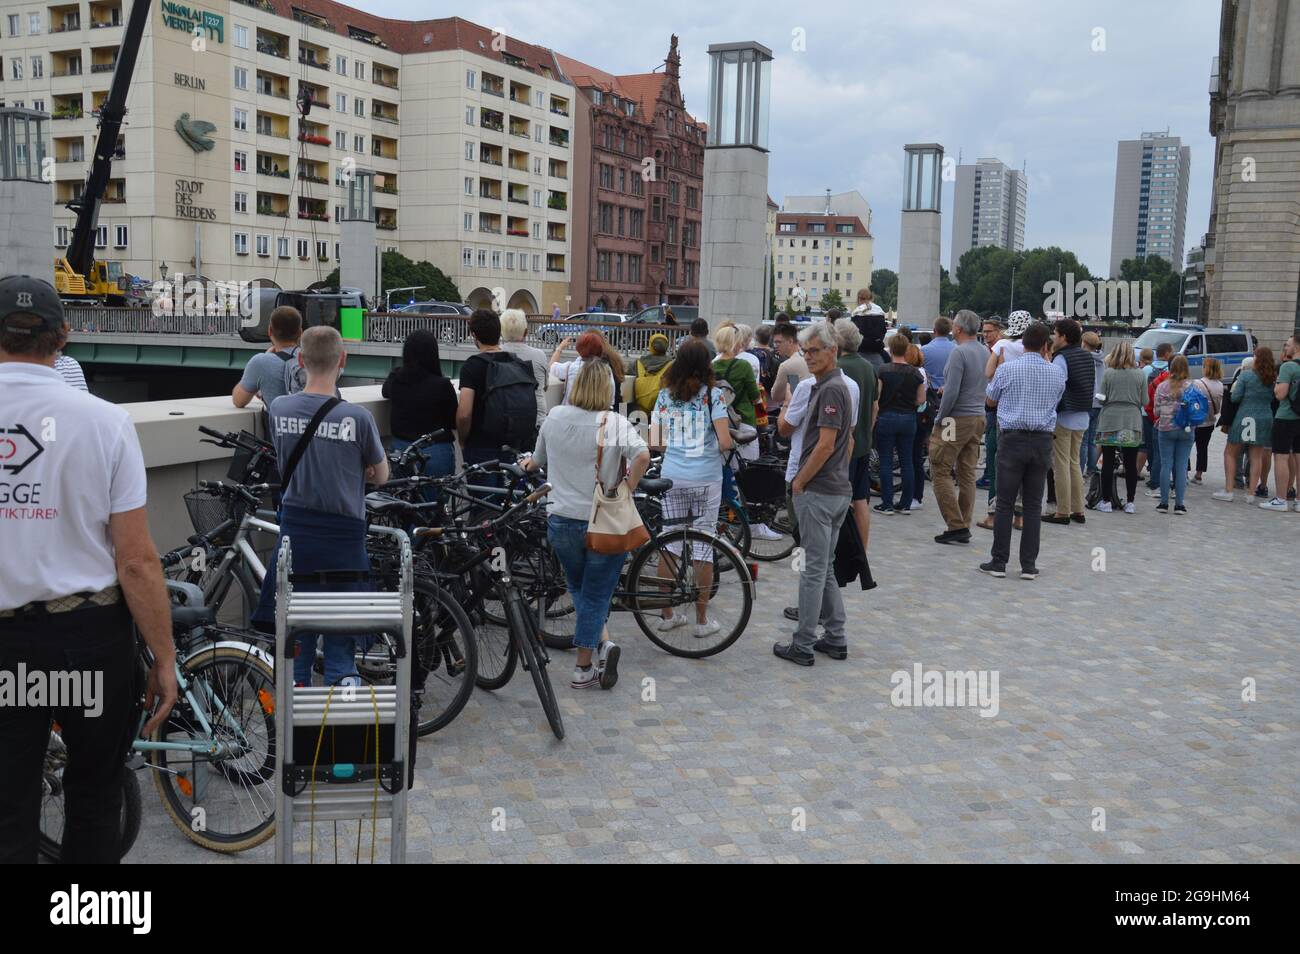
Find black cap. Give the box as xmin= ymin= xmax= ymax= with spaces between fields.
xmin=0 ymin=276 xmax=64 ymax=335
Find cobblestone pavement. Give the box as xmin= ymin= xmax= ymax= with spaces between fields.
xmin=129 ymin=435 xmax=1298 ymax=863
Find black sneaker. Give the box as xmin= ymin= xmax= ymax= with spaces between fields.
xmin=872 ymin=503 xmax=896 ymax=515
xmin=782 ymin=605 xmax=799 ymax=622
xmin=1255 ymin=485 xmax=1269 ymax=498
xmin=978 ymin=560 xmax=1006 ymax=578
xmin=1042 ymin=513 xmax=1070 ymax=525
xmin=1174 ymin=504 xmax=1188 ymax=515
xmin=773 ymin=641 xmax=814 ymax=667
xmin=1155 ymin=503 xmax=1169 ymax=514
xmin=934 ymin=529 xmax=972 ymax=545
xmin=1020 ymin=566 xmax=1039 ymax=581
xmin=812 ymin=639 xmax=848 ymax=660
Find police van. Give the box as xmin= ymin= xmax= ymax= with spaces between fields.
xmin=1132 ymin=323 xmax=1256 ymax=380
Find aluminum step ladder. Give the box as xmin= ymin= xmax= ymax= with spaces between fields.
xmin=273 ymin=527 xmax=412 ymax=864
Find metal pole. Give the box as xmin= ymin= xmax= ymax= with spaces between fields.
xmin=1009 ymin=266 xmax=1016 ymax=313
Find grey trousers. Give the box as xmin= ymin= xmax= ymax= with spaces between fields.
xmin=791 ymin=490 xmax=851 ymax=652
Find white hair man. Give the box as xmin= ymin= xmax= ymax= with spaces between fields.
xmin=252 ymin=326 xmax=389 ymax=686
xmin=499 ymin=308 xmax=548 ymax=433
xmin=774 ymin=322 xmax=856 ymax=667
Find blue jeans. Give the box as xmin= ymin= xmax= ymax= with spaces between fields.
xmin=1080 ymin=407 xmax=1101 ymax=475
xmin=1142 ymin=418 xmax=1160 ymax=488
xmin=391 ymin=437 xmax=455 ymax=502
xmin=912 ymin=415 xmax=933 ymax=502
xmin=547 ymin=515 xmax=627 ymax=650
xmin=875 ymin=410 xmax=916 ymax=510
xmin=1157 ymin=428 xmax=1194 ymax=506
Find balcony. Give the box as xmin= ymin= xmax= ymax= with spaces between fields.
xmin=479 ymin=144 xmax=502 ymax=166
xmin=297 ymin=169 xmax=328 ymax=185
xmin=372 ymin=101 xmax=398 ymax=124
xmin=549 ymin=128 xmax=569 ymax=149
xmin=103 ymin=178 xmax=125 ymax=203
xmin=371 ymin=135 xmax=398 ymax=160
xmin=292 ymin=8 xmax=330 ymax=31
xmin=52 ymin=95 xmax=84 ymax=120
xmin=50 ymin=5 xmax=81 ymax=33
xmin=482 ymin=74 xmax=504 ymax=97
xmin=298 ymin=41 xmax=329 ymax=70
xmin=547 ymin=223 xmax=566 ymax=242
xmin=478 ymin=213 xmax=502 ymax=235
xmin=509 ymin=117 xmax=530 ymax=139
xmin=549 ymin=96 xmax=569 ymax=118
xmin=548 ymin=159 xmax=568 ymax=180
xmin=257 ymin=71 xmax=290 ymax=99
xmin=376 ymin=174 xmax=398 ymax=196
xmin=509 ymin=81 xmax=531 ymax=106
xmin=89 ymin=1 xmax=123 ymax=29
xmin=51 ymin=50 xmax=83 ymax=77
xmin=298 ymin=121 xmax=330 ymax=147
xmin=479 ymin=179 xmax=502 ymax=201
xmin=256 ymin=152 xmax=290 ymax=178
xmin=480 ymin=108 xmax=504 ymax=133
xmin=256 ymin=192 xmax=289 ymax=218
xmin=90 ymin=47 xmax=118 ymax=74
xmin=377 ymin=211 xmax=397 ymax=231
xmin=506 ymin=215 xmax=528 ymax=237
xmin=297 ymin=83 xmax=329 ymax=109
xmin=256 ymin=111 xmax=290 ymax=139
xmin=546 ymin=254 xmax=566 ymax=273
xmin=298 ymin=198 xmax=329 ymax=222
xmin=372 ymin=65 xmax=399 ymax=90
xmin=507 ymin=149 xmax=528 ymax=173
xmin=257 ymin=30 xmax=289 ymax=59
xmin=547 ymin=191 xmax=567 ymax=211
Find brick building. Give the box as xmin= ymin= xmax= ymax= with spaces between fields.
xmin=559 ymin=36 xmax=704 ymax=314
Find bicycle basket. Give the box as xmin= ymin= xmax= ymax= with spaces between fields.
xmin=183 ymin=488 xmax=248 ymax=546
xmin=736 ymin=463 xmax=786 ymax=504
xmin=659 ymin=485 xmax=712 ymax=527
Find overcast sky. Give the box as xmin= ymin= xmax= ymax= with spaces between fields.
xmin=356 ymin=0 xmax=1222 ymax=276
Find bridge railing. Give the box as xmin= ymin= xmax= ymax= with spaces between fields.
xmin=65 ymin=308 xmax=684 ymax=356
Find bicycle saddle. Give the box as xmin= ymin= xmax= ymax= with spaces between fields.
xmin=365 ymin=493 xmax=419 ymax=517
xmin=165 ymin=580 xmax=216 ymax=629
xmin=637 ymin=477 xmax=674 ymax=495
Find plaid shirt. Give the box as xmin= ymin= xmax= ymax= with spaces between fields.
xmin=986 ymin=353 xmax=1066 ymax=432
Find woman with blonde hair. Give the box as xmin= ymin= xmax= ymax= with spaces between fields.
xmin=1192 ymin=356 xmax=1225 ymax=484
xmin=525 ymin=360 xmax=650 ymax=689
xmin=711 ymin=322 xmax=761 ymax=439
xmin=1152 ymin=354 xmax=1195 ymax=513
xmin=1094 ymin=340 xmax=1146 ymax=513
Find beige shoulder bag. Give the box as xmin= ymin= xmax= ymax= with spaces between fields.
xmin=586 ymin=413 xmax=650 ymax=554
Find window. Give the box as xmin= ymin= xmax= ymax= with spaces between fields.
xmin=597 ymin=251 xmax=611 ymax=281
xmin=535 ymin=124 xmax=543 ymax=143
xmin=462 ymin=247 xmax=473 ymax=267
xmin=234 ymin=24 xmax=248 ymax=48
xmin=234 ymin=233 xmax=249 ymax=255
xmin=335 ymin=130 xmax=346 ymax=150
xmin=233 ymin=109 xmax=248 ymax=131
xmin=506 ymin=251 xmax=515 ymax=270
xmin=234 ymin=67 xmax=248 ymax=91
xmin=477 ymin=249 xmax=487 ymax=267
xmin=10 ymin=59 xmax=22 ymax=80
xmin=464 ymin=212 xmax=473 ymax=231
xmin=6 ymin=15 xmax=18 ymax=35
xmin=296 ymin=238 xmax=309 ymax=258
xmin=466 ymin=106 xmax=474 ymax=126
xmin=32 ymin=98 xmax=44 ymax=113
xmin=234 ymin=150 xmax=248 ymax=173
xmin=234 ymin=191 xmax=247 ymax=214
xmin=598 ymin=203 xmax=613 ymax=233
xmin=336 ymin=55 xmax=347 ymax=75
xmin=629 ymin=209 xmax=643 ymax=238
xmin=354 ymin=98 xmax=365 ymax=118
xmin=491 ymin=250 xmax=501 ymax=269
xmin=533 ymin=254 xmax=541 ymax=272
xmin=30 ymin=55 xmax=42 ymax=79
xmin=29 ymin=12 xmax=41 ymax=35
xmin=353 ymin=135 xmax=364 ymax=153
xmin=466 ymin=70 xmax=476 ymax=89
xmin=355 ymin=61 xmax=365 ymax=80
xmin=628 ymin=255 xmax=641 ymax=284
xmin=465 ymin=177 xmax=473 ymax=196
xmin=256 ymin=234 xmax=270 ymax=257
xmin=316 ymin=241 xmax=329 ymax=260
xmin=534 ymin=157 xmax=542 ymax=175
xmin=110 ymin=224 xmax=127 ymax=249
xmin=55 ymin=225 xmax=69 ymax=247
xmin=465 ymin=141 xmax=475 ymax=160
xmin=336 ymin=93 xmax=347 ymax=113
xmin=533 ymin=189 xmax=541 ymax=207
xmin=277 ymin=236 xmax=290 ymax=258
xmin=532 ymin=222 xmax=540 ymax=239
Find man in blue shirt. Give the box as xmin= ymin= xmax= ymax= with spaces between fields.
xmin=232 ymin=306 xmax=302 ymax=411
xmin=921 ymin=316 xmax=956 ymax=390
xmin=981 ymin=321 xmax=1065 ymax=581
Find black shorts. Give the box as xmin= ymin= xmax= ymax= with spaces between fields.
xmin=1272 ymin=417 xmax=1300 ymax=454
xmin=848 ymin=454 xmax=872 ymax=501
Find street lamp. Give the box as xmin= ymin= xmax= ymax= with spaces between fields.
xmin=160 ymin=261 xmax=168 ymax=280
xmin=1009 ymin=266 xmax=1017 ymax=313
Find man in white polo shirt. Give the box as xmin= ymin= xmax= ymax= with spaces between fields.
xmin=0 ymin=276 xmax=176 ymax=863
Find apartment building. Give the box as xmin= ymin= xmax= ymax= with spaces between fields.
xmin=0 ymin=1 xmax=571 ymax=311
xmin=1108 ymin=130 xmax=1190 ymax=277
xmin=950 ymin=157 xmax=1027 ymax=271
xmin=771 ymin=190 xmax=874 ymax=307
xmin=559 ymin=36 xmax=704 ymax=314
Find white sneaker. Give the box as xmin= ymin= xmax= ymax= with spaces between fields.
xmin=693 ymin=619 xmax=721 ymax=640
xmin=1094 ymin=500 xmax=1113 ymax=513
xmin=597 ymin=641 xmax=620 ymax=690
xmin=1144 ymin=489 xmax=1162 ymax=498
xmin=911 ymin=499 xmax=924 ymax=510
xmin=657 ymin=614 xmax=689 ymax=633
xmin=1123 ymin=502 xmax=1136 ymax=514
xmin=750 ymin=522 xmax=784 ymax=540
xmin=570 ymin=665 xmax=600 ymax=690
xmin=1260 ymin=497 xmax=1289 ymax=511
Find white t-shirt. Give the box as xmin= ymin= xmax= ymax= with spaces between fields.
xmin=992 ymin=338 xmax=1025 ymax=366
xmin=553 ymin=355 xmax=617 ymax=406
xmin=0 ymin=363 xmax=147 ymax=609
xmin=783 ymin=370 xmax=860 ymax=483
xmin=736 ymin=350 xmax=761 ymax=383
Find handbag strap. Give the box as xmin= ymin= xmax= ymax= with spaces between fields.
xmin=279 ymin=396 xmax=342 ymax=492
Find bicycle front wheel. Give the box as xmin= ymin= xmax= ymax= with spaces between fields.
xmin=148 ymin=643 xmax=276 ymax=853
xmin=506 ymin=590 xmax=564 ymax=740
xmin=38 ymin=742 xmax=142 ymax=862
xmin=626 ymin=528 xmax=753 ymax=658
xmin=411 ymin=579 xmax=478 ymax=735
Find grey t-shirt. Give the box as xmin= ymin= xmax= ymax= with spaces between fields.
xmin=269 ymin=392 xmax=384 ymax=521
xmin=797 ymin=371 xmax=853 ymax=496
xmin=936 ymin=340 xmax=992 ymax=421
xmin=239 ymin=349 xmax=296 ymax=406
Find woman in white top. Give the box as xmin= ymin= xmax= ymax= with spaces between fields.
xmin=732 ymin=323 xmax=761 ymax=383
xmin=1192 ymin=356 xmax=1225 ymax=484
xmin=526 ymin=360 xmax=649 ymax=690
xmin=549 ymin=329 xmax=621 ymax=409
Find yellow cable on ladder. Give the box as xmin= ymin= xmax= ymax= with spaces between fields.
xmin=307 ymin=685 xmax=337 ymax=865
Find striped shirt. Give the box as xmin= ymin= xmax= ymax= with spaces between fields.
xmin=54 ymin=354 xmax=88 ymax=391
xmin=986 ymin=353 xmax=1065 ymax=432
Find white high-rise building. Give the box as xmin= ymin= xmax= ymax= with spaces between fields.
xmin=950 ymin=157 xmax=1027 ymax=271
xmin=1108 ymin=131 xmax=1190 ymax=278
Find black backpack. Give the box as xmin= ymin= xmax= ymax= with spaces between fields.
xmin=747 ymin=347 xmax=776 ymax=392
xmin=481 ymin=354 xmax=539 ymax=448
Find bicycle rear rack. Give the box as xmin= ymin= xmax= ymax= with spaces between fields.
xmin=273 ymin=527 xmax=413 ymax=864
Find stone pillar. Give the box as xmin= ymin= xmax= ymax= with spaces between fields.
xmin=339 ymin=169 xmax=378 ymax=306
xmin=0 ymin=108 xmax=53 ymax=280
xmin=897 ymin=143 xmax=944 ymax=326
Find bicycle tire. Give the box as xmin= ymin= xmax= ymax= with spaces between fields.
xmin=38 ymin=757 xmax=143 ymax=862
xmin=506 ymin=590 xmax=564 ymax=740
xmin=148 ymin=644 xmax=276 ymax=853
xmin=719 ymin=499 xmax=752 ymax=558
xmin=625 ymin=528 xmax=753 ymax=659
xmin=411 ymin=579 xmax=478 ymax=735
xmin=464 ymin=570 xmax=518 ymax=690
xmin=747 ymin=501 xmax=797 ymax=562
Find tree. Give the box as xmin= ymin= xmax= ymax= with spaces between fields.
xmin=1118 ymin=256 xmax=1181 ymax=322
xmin=952 ymin=245 xmax=1095 ymax=317
xmin=939 ymin=266 xmax=959 ymax=315
xmin=870 ymin=268 xmax=898 ymax=311
xmin=323 ymin=251 xmax=460 ymax=308
xmin=819 ymin=289 xmax=845 ymax=313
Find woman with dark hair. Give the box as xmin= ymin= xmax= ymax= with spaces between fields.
xmin=649 ymin=339 xmax=732 ymax=639
xmin=382 ymin=328 xmax=457 ymax=480
xmin=1192 ymin=356 xmax=1224 ymax=484
xmin=1218 ymin=347 xmax=1277 ymax=502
